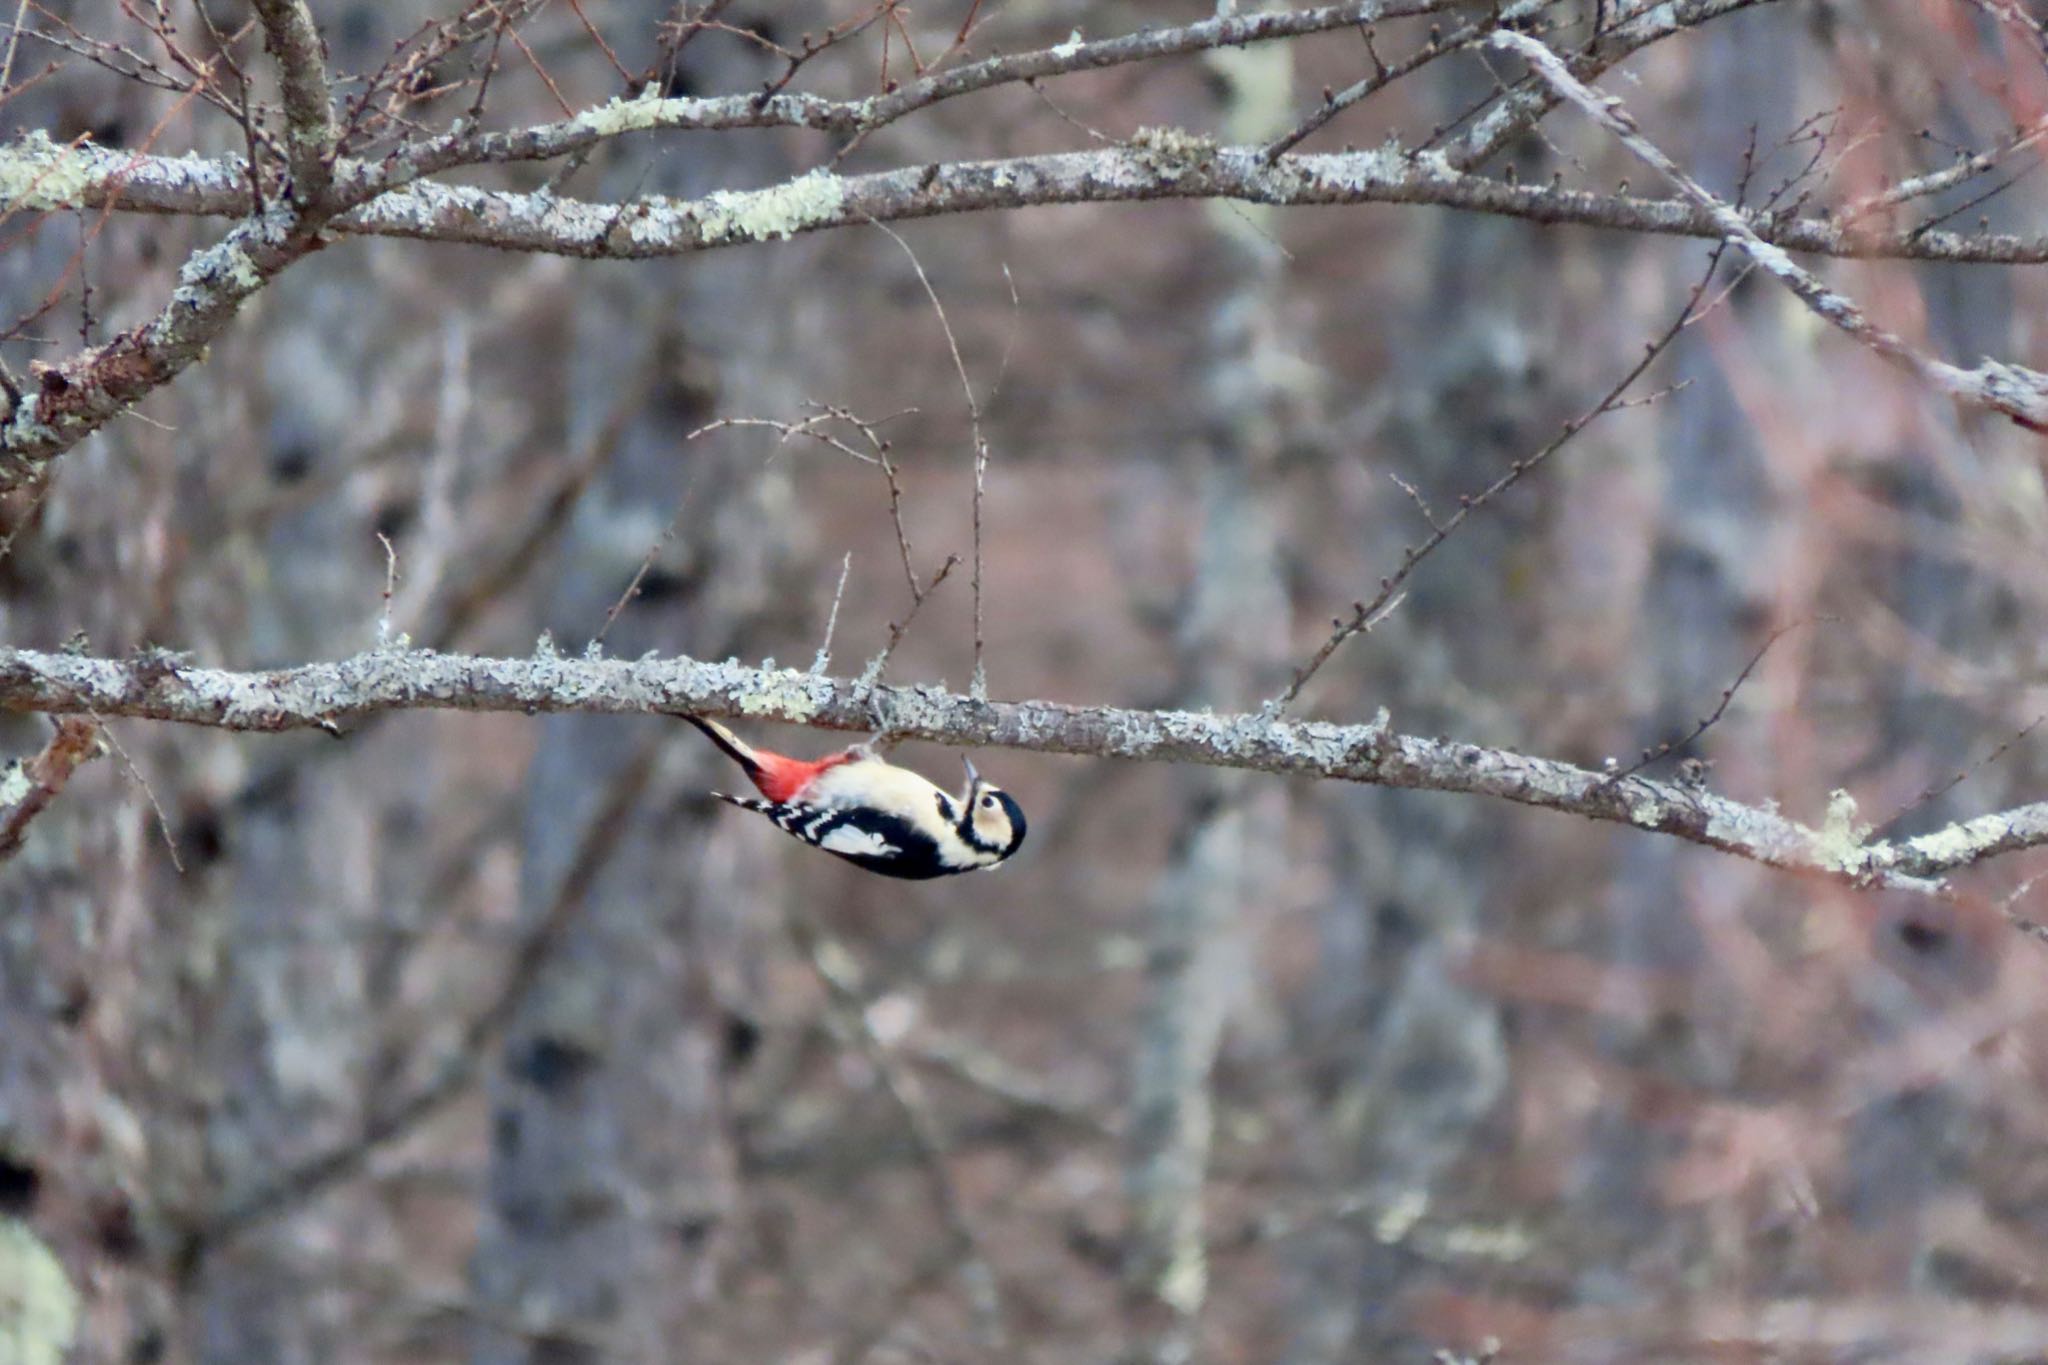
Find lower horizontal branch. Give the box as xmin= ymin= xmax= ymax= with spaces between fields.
xmin=0 ymin=646 xmax=2038 ymax=892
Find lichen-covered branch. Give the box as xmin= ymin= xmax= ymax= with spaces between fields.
xmin=0 ymin=205 xmax=307 ymax=489
xmin=0 ymin=0 xmax=2029 ymax=488
xmin=0 ymin=717 xmax=103 ymax=864
xmin=249 ymin=0 xmax=337 ymax=207
xmin=0 ymin=645 xmax=2038 ymax=894
xmin=1493 ymin=30 xmax=2048 ymax=432
xmin=1445 ymin=0 xmax=1770 ymax=170
xmin=15 ymin=133 xmax=2048 ymax=275
xmin=379 ymin=0 xmax=1494 ymax=178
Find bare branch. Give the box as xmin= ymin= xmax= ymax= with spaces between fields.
xmin=1263 ymin=0 xmax=1544 ymax=162
xmin=1614 ymin=617 xmax=1812 ymax=780
xmin=0 ymin=715 xmax=101 ymax=864
xmin=813 ymin=551 xmax=853 ymax=675
xmin=0 ymin=205 xmax=303 ymax=489
xmin=868 ymin=219 xmax=991 ymax=698
xmin=6 ymin=0 xmax=2041 ymax=489
xmin=1 ymin=644 xmax=2041 ymax=893
xmin=1277 ymin=240 xmax=1723 ymax=709
xmin=249 ymin=0 xmax=336 ymax=207
xmin=1493 ymin=29 xmax=2048 ymax=432
xmin=23 ymin=132 xmax=2047 ymax=273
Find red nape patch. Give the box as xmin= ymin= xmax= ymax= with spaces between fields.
xmin=748 ymin=749 xmax=858 ymax=803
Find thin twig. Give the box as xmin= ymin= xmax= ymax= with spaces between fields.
xmin=1262 ymin=0 xmax=1543 ymax=162
xmin=813 ymin=551 xmax=853 ymax=675
xmin=82 ymin=709 xmax=182 ymax=872
xmin=1275 ymin=238 xmax=1729 ymax=710
xmin=861 ymin=553 xmax=960 ymax=691
xmin=866 ymin=218 xmax=992 ymax=698
xmin=375 ymin=531 xmax=398 ymax=646
xmin=0 ymin=0 xmax=31 ymax=93
xmin=593 ymin=476 xmax=694 ymax=647
xmin=1611 ymin=618 xmax=1812 ymax=780
xmin=1492 ymin=29 xmax=2048 ymax=432
xmin=1876 ymin=711 xmax=2048 ymax=837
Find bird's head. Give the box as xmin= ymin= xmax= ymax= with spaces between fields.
xmin=957 ymin=755 xmax=1027 ymax=866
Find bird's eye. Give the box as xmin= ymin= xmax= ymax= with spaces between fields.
xmin=980 ymin=794 xmax=997 ymax=809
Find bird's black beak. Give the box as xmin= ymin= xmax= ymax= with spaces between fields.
xmin=962 ymin=754 xmax=980 ymax=787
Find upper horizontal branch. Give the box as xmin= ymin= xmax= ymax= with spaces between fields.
xmin=378 ymin=0 xmax=1492 ymax=179
xmin=0 ymin=645 xmax=2038 ymax=894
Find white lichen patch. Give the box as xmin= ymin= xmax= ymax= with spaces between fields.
xmin=1373 ymin=1189 xmax=1428 ymax=1244
xmin=1129 ymin=125 xmax=1219 ymax=181
xmin=1411 ymin=148 xmax=1458 ymax=181
xmin=0 ymin=761 xmax=30 ymax=808
xmin=167 ymin=224 xmax=285 ymax=315
xmin=0 ymin=1219 xmax=80 ymax=1365
xmin=1307 ymin=140 xmax=1407 ymax=195
xmin=1898 ymin=820 xmax=1982 ymax=869
xmin=573 ymin=92 xmax=671 ymax=139
xmin=736 ymin=667 xmax=821 ymax=721
xmin=0 ymin=131 xmax=104 ymax=213
xmin=1814 ymin=788 xmax=1872 ymax=871
xmin=216 ymin=242 xmax=263 ymax=290
xmin=1049 ymin=29 xmax=1085 ymax=57
xmin=1435 ymin=1220 xmax=1534 ymax=1262
xmin=697 ymin=169 xmax=846 ymax=245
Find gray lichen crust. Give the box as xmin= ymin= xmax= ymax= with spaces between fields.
xmin=0 ymin=645 xmax=2037 ymax=895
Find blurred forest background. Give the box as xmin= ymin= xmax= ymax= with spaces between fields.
xmin=7 ymin=1 xmax=2048 ymax=1362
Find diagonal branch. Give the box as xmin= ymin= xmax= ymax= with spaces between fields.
xmin=249 ymin=0 xmax=336 ymax=208
xmin=1492 ymin=30 xmax=2048 ymax=432
xmin=0 ymin=716 xmax=102 ymax=864
xmin=0 ymin=645 xmax=2041 ymax=894
xmin=0 ymin=205 xmax=305 ymax=489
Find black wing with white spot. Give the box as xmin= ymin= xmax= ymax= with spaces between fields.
xmin=713 ymin=793 xmax=957 ymax=880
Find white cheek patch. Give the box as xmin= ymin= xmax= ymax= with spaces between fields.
xmin=819 ymin=825 xmax=901 ymax=859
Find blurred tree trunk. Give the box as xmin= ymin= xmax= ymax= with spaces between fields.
xmin=1121 ymin=33 xmax=1294 ymax=1365
xmin=1280 ymin=49 xmax=1549 ymax=1364
xmin=463 ymin=23 xmax=816 ymax=1364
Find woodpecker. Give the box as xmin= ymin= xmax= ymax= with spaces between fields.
xmin=685 ymin=716 xmax=1027 ymax=880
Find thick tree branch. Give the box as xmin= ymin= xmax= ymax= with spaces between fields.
xmin=249 ymin=0 xmax=336 ymax=208
xmin=1445 ymin=0 xmax=1771 ymax=170
xmin=4 ymin=127 xmax=2042 ymax=492
xmin=1494 ymin=30 xmax=2048 ymax=431
xmin=0 ymin=203 xmax=308 ymax=488
xmin=0 ymin=646 xmax=2038 ymax=893
xmin=0 ymin=716 xmax=102 ymax=863
xmin=14 ymin=135 xmax=2048 ymax=266
xmin=0 ymin=0 xmax=2014 ymax=488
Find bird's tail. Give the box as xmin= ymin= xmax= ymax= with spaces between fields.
xmin=684 ymin=716 xmax=765 ymax=783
